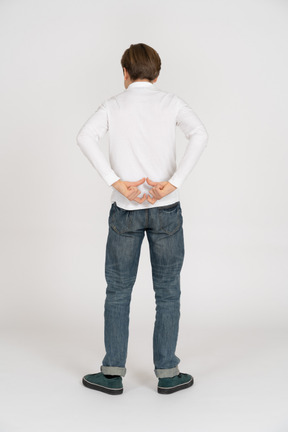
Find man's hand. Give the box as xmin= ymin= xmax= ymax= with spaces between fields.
xmin=111 ymin=177 xmax=147 ymax=203
xmin=146 ymin=177 xmax=177 ymax=204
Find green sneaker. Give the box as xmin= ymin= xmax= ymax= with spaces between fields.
xmin=157 ymin=372 xmax=194 ymax=394
xmin=82 ymin=372 xmax=123 ymax=395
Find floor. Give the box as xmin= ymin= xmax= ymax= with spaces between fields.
xmin=1 ymin=325 xmax=288 ymax=432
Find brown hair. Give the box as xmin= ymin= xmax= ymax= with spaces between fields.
xmin=121 ymin=43 xmax=161 ymax=82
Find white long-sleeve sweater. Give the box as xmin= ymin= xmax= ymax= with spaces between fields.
xmin=76 ymin=81 xmax=208 ymax=210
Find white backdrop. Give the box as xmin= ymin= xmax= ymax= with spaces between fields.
xmin=0 ymin=0 xmax=288 ymax=431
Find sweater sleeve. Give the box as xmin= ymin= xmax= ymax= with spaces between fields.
xmin=76 ymin=102 xmax=121 ymax=187
xmin=168 ymin=97 xmax=209 ymax=188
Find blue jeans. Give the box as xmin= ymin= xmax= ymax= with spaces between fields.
xmin=100 ymin=201 xmax=185 ymax=379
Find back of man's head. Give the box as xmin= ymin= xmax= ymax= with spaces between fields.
xmin=121 ymin=43 xmax=161 ymax=82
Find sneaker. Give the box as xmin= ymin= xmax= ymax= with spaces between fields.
xmin=82 ymin=372 xmax=123 ymax=395
xmin=157 ymin=372 xmax=194 ymax=394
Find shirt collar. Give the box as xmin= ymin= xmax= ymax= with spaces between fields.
xmin=127 ymin=81 xmax=154 ymax=90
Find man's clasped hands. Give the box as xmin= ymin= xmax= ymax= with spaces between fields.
xmin=111 ymin=177 xmax=177 ymax=204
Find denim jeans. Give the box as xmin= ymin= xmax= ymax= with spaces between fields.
xmin=100 ymin=200 xmax=185 ymax=379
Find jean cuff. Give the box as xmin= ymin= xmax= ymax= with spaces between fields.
xmin=154 ymin=366 xmax=180 ymax=378
xmin=101 ymin=365 xmax=126 ymax=377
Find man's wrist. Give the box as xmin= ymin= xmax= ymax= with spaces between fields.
xmin=168 ymin=181 xmax=177 ymax=189
xmin=112 ymin=179 xmax=121 ymax=188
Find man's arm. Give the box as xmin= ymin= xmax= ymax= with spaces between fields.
xmin=76 ymin=102 xmax=120 ymax=187
xmin=145 ymin=99 xmax=208 ymax=204
xmin=168 ymin=98 xmax=209 ymax=188
xmin=77 ymin=103 xmax=148 ymax=203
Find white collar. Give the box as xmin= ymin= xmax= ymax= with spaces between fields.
xmin=127 ymin=82 xmax=154 ymax=89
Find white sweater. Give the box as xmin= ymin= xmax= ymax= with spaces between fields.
xmin=76 ymin=81 xmax=208 ymax=210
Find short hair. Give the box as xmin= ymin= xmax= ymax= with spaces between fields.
xmin=121 ymin=43 xmax=161 ymax=82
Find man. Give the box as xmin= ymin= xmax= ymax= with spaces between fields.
xmin=76 ymin=43 xmax=208 ymax=395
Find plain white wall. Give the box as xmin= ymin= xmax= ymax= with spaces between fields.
xmin=0 ymin=0 xmax=287 ymax=339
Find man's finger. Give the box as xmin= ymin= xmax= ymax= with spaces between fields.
xmin=126 ymin=177 xmax=146 ymax=187
xmin=126 ymin=190 xmax=136 ymax=200
xmin=149 ymin=188 xmax=161 ymax=199
xmin=148 ymin=188 xmax=154 ymax=197
xmin=146 ymin=194 xmax=157 ymax=204
xmin=146 ymin=177 xmax=158 ymax=187
xmin=134 ymin=193 xmax=147 ymax=203
xmin=127 ymin=188 xmax=141 ymax=201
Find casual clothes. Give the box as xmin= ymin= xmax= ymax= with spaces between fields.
xmin=101 ymin=201 xmax=184 ymax=378
xmin=76 ymin=81 xmax=208 ymax=377
xmin=76 ymin=81 xmax=208 ymax=210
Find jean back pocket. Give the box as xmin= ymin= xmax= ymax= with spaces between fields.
xmin=109 ymin=202 xmax=134 ymax=234
xmin=158 ymin=202 xmax=183 ymax=235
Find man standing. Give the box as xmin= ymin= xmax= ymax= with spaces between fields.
xmin=76 ymin=43 xmax=208 ymax=395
